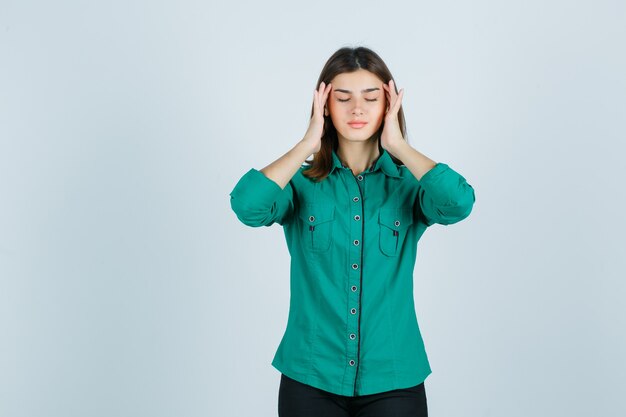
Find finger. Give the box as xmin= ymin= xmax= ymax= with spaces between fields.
xmin=391 ymin=80 xmax=398 ymax=96
xmin=319 ymin=82 xmax=327 ymax=98
xmin=383 ymin=84 xmax=391 ymax=100
xmin=391 ymin=80 xmax=400 ymax=101
xmin=386 ymin=81 xmax=396 ymax=99
xmin=383 ymin=85 xmax=401 ymax=117
xmin=324 ymin=82 xmax=332 ymax=99
xmin=384 ymin=81 xmax=394 ymax=108
xmin=322 ymin=83 xmax=332 ymax=112
xmin=392 ymin=88 xmax=404 ymax=113
xmin=318 ymin=83 xmax=326 ymax=104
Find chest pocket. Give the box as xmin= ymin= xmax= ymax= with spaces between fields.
xmin=378 ymin=207 xmax=414 ymax=256
xmin=298 ymin=203 xmax=336 ymax=253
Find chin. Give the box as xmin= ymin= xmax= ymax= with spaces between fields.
xmin=339 ymin=129 xmax=378 ymax=142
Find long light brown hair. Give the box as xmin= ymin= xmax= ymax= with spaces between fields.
xmin=303 ymin=46 xmax=408 ymax=182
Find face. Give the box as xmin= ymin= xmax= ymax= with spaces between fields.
xmin=327 ymin=69 xmax=387 ymax=143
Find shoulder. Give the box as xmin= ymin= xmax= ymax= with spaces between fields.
xmin=395 ymin=165 xmax=418 ymax=183
xmin=397 ymin=162 xmax=456 ymax=185
xmin=286 ymin=164 xmax=314 ymax=190
xmin=292 ymin=164 xmax=322 ymax=183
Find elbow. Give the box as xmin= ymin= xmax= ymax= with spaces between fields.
xmin=230 ymin=197 xmax=272 ymax=227
xmin=426 ymin=186 xmax=476 ymax=226
xmin=433 ymin=200 xmax=474 ymax=225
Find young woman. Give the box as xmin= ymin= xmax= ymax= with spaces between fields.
xmin=229 ymin=46 xmax=476 ymax=417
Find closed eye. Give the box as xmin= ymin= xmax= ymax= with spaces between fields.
xmin=338 ymin=98 xmax=378 ymax=102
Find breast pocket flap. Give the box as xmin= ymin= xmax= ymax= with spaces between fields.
xmin=298 ymin=203 xmax=335 ymax=226
xmin=378 ymin=207 xmax=414 ymax=231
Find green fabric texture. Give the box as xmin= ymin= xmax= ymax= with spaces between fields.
xmin=229 ymin=147 xmax=476 ymax=396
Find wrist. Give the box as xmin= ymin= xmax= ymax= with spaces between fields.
xmin=299 ymin=136 xmax=320 ymax=154
xmin=387 ymin=137 xmax=411 ymax=159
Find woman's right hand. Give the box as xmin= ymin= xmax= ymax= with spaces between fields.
xmin=301 ymin=81 xmax=332 ymax=154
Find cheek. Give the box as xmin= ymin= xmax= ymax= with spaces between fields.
xmin=327 ymin=101 xmax=340 ymax=115
xmin=374 ymin=101 xmax=386 ymax=117
xmin=328 ymin=109 xmax=344 ymax=129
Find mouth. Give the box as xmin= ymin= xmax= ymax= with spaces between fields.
xmin=348 ymin=121 xmax=368 ymax=129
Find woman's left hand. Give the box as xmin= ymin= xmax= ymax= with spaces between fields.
xmin=380 ymin=79 xmax=406 ymax=155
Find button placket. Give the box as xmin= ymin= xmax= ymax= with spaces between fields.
xmin=345 ymin=168 xmax=364 ymax=388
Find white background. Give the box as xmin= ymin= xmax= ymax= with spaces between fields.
xmin=1 ymin=1 xmax=625 ymax=416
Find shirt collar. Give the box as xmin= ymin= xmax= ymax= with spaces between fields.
xmin=330 ymin=147 xmax=401 ymax=178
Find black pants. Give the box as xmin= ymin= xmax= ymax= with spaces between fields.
xmin=278 ymin=374 xmax=428 ymax=417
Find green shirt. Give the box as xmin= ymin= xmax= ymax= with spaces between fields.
xmin=229 ymin=147 xmax=476 ymax=396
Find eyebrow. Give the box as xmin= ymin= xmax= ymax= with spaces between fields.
xmin=333 ymin=87 xmax=380 ymax=94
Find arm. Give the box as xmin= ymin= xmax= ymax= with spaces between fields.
xmin=380 ymin=80 xmax=475 ymax=226
xmin=229 ymin=140 xmax=317 ymax=227
xmin=390 ymin=141 xmax=476 ymax=226
xmin=259 ymin=139 xmax=316 ymax=189
xmin=230 ymin=80 xmax=331 ymax=227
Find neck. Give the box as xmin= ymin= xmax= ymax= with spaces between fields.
xmin=336 ymin=138 xmax=381 ymax=176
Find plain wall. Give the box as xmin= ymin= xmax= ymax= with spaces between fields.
xmin=1 ymin=1 xmax=625 ymax=416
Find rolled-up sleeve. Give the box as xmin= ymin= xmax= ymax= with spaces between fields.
xmin=229 ymin=168 xmax=295 ymax=227
xmin=415 ymin=163 xmax=476 ymax=226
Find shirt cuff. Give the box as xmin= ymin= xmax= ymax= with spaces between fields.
xmin=230 ymin=168 xmax=285 ymax=208
xmin=415 ymin=162 xmax=476 ymax=226
xmin=416 ymin=162 xmax=465 ymax=206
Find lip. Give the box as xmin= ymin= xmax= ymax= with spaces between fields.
xmin=348 ymin=121 xmax=368 ymax=128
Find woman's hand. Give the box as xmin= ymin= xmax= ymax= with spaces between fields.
xmin=380 ymin=79 xmax=406 ymax=156
xmin=301 ymin=81 xmax=332 ymax=154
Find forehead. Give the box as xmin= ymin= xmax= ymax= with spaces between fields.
xmin=331 ymin=69 xmax=383 ymax=92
